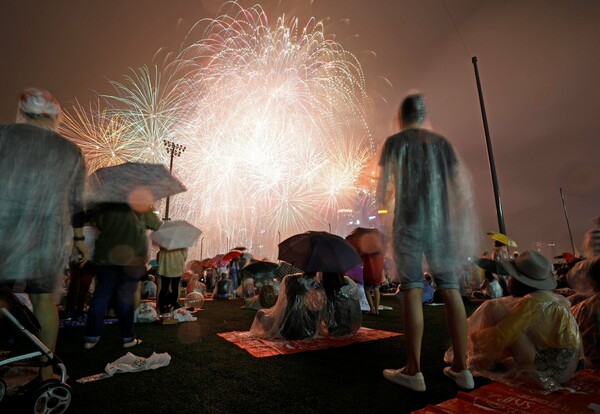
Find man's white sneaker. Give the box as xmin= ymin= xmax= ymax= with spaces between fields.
xmin=443 ymin=367 xmax=474 ymax=389
xmin=383 ymin=367 xmax=426 ymax=391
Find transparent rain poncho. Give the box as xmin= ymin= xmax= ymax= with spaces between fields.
xmin=445 ymin=291 xmax=582 ymax=393
xmin=571 ymin=292 xmax=600 ymax=369
xmin=250 ymin=273 xmax=327 ymax=340
xmin=377 ymin=128 xmax=480 ymax=282
xmin=0 ymin=124 xmax=86 ymax=285
xmin=322 ymin=276 xmax=362 ymax=336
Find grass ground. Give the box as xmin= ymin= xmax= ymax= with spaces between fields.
xmin=3 ymin=295 xmax=489 ymax=413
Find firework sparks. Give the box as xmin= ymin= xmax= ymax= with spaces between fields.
xmin=65 ymin=3 xmax=375 ymax=259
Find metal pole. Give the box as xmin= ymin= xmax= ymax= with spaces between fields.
xmin=560 ymin=188 xmax=576 ymax=255
xmin=163 ymin=140 xmax=186 ymax=221
xmin=472 ymin=56 xmax=506 ymax=235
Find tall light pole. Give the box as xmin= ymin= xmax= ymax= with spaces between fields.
xmin=472 ymin=56 xmax=506 ymax=235
xmin=163 ymin=140 xmax=186 ymax=221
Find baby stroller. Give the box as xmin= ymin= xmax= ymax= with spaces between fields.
xmin=0 ymin=283 xmax=71 ymax=413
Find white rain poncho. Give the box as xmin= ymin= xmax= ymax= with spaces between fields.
xmin=377 ymin=128 xmax=480 ymax=285
xmin=0 ymin=124 xmax=86 ymax=285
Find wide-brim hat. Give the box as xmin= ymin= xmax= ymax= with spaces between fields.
xmin=498 ymin=250 xmax=556 ymax=290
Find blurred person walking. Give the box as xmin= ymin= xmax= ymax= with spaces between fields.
xmin=377 ymin=93 xmax=479 ymax=391
xmin=0 ymin=88 xmax=88 ymax=380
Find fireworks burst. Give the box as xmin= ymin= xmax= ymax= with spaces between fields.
xmin=65 ymin=3 xmax=375 ymax=259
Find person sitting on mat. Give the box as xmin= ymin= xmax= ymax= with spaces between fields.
xmin=446 ymin=250 xmax=582 ymax=392
xmin=250 ymin=272 xmax=326 ymax=340
xmin=321 ymin=272 xmax=362 ymax=336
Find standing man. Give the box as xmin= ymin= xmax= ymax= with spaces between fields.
xmin=0 ymin=88 xmax=88 ymax=380
xmin=377 ymin=93 xmax=479 ymax=391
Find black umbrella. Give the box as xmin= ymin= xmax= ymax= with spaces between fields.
xmin=242 ymin=260 xmax=279 ymax=275
xmin=278 ymin=231 xmax=362 ymax=274
xmin=474 ymin=258 xmax=510 ymax=276
xmin=274 ymin=262 xmax=304 ymax=280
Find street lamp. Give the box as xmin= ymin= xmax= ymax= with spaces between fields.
xmin=163 ymin=139 xmax=186 ymax=221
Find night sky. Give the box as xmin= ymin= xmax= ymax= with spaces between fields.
xmin=2 ymin=0 xmax=599 ymax=258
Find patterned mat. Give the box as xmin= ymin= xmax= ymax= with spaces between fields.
xmin=217 ymin=327 xmax=402 ymax=358
xmin=413 ymin=369 xmax=600 ymax=414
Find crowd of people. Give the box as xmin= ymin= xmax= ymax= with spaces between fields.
xmin=0 ymin=88 xmax=598 ymax=398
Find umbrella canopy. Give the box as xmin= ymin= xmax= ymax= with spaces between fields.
xmin=186 ymin=260 xmax=205 ymax=275
xmin=221 ymin=249 xmax=244 ymax=262
xmin=242 ymin=259 xmax=279 ymax=275
xmin=474 ymin=258 xmax=510 ymax=276
xmin=86 ymin=162 xmax=186 ymax=205
xmin=345 ymin=227 xmax=384 ymax=255
xmin=486 ymin=232 xmax=518 ymax=248
xmin=150 ymin=220 xmax=201 ymax=250
xmin=278 ymin=231 xmax=362 ymax=274
xmin=274 ymin=262 xmax=304 ymax=280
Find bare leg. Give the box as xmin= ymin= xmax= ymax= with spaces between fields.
xmin=374 ymin=287 xmax=381 ymax=314
xmin=403 ymin=288 xmax=424 ymax=375
xmin=365 ymin=286 xmax=376 ymax=313
xmin=439 ymin=288 xmax=468 ymax=372
xmin=29 ymin=293 xmax=58 ymax=381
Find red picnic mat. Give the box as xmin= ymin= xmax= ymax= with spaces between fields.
xmin=413 ymin=369 xmax=600 ymax=414
xmin=217 ymin=327 xmax=402 ymax=358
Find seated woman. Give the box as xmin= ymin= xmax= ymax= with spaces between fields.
xmin=479 ymin=271 xmax=503 ymax=299
xmin=213 ymin=273 xmax=231 ymax=300
xmin=447 ymin=250 xmax=582 ymax=392
xmin=321 ymin=272 xmax=362 ymax=336
xmin=570 ymin=256 xmax=600 ymax=368
xmin=250 ymin=273 xmax=326 ymax=340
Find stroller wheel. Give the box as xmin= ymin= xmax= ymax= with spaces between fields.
xmin=30 ymin=379 xmax=72 ymax=414
xmin=0 ymin=379 xmax=5 ymax=403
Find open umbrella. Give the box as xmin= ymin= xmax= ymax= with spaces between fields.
xmin=474 ymin=258 xmax=510 ymax=276
xmin=243 ymin=259 xmax=279 ymax=275
xmin=186 ymin=260 xmax=205 ymax=275
xmin=486 ymin=231 xmax=518 ymax=248
xmin=274 ymin=262 xmax=304 ymax=280
xmin=345 ymin=227 xmax=384 ymax=255
xmin=221 ymin=249 xmax=244 ymax=262
xmin=151 ymin=220 xmax=201 ymax=250
xmin=86 ymin=162 xmax=186 ymax=205
xmin=278 ymin=231 xmax=362 ymax=274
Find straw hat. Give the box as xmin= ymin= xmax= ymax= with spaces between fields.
xmin=498 ymin=250 xmax=556 ymax=290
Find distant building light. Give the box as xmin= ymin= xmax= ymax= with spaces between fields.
xmin=338 ymin=209 xmax=353 ymax=213
xmin=356 ymin=220 xmax=360 ymax=225
xmin=378 ymin=209 xmax=388 ymax=214
xmin=368 ymin=215 xmax=376 ymax=220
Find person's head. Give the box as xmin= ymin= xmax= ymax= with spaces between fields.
xmin=321 ymin=272 xmax=344 ymax=295
xmin=586 ymin=256 xmax=600 ymax=292
xmin=398 ymin=93 xmax=426 ymax=128
xmin=499 ymin=250 xmax=557 ymax=297
xmin=16 ymin=87 xmax=61 ymax=131
xmin=259 ymin=285 xmax=277 ymax=308
xmin=220 ymin=272 xmax=228 ymax=280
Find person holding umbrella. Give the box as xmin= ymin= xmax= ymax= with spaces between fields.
xmin=0 ymin=88 xmax=88 ymax=380
xmin=83 ymin=202 xmax=160 ymax=349
xmin=377 ymin=93 xmax=480 ymax=391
